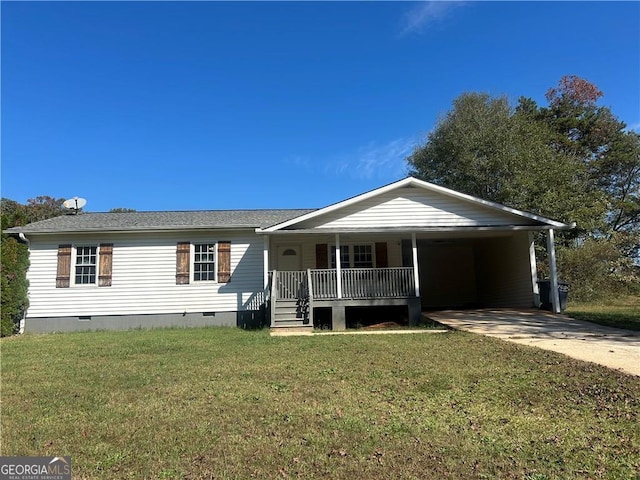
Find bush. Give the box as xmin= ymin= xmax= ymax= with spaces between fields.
xmin=1 ymin=236 xmax=29 ymax=337
xmin=557 ymin=233 xmax=639 ymax=302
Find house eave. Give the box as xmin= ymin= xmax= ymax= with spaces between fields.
xmin=7 ymin=225 xmax=260 ymax=236
xmin=256 ymin=225 xmax=572 ymax=235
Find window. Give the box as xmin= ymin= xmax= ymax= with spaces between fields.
xmin=194 ymin=243 xmax=216 ymax=281
xmin=175 ymin=241 xmax=230 ymax=285
xmin=353 ymin=245 xmax=373 ymax=268
xmin=75 ymin=246 xmax=97 ymax=284
xmin=330 ymin=245 xmax=350 ymax=268
xmin=56 ymin=244 xmax=113 ymax=288
xmin=330 ymin=244 xmax=373 ymax=268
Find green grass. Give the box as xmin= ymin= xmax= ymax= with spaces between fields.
xmin=2 ymin=328 xmax=639 ymax=479
xmin=567 ymin=296 xmax=640 ymax=331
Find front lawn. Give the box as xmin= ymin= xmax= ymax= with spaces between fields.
xmin=1 ymin=328 xmax=639 ymax=479
xmin=567 ymin=296 xmax=640 ymax=331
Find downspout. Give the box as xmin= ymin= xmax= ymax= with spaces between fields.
xmin=263 ymin=235 xmax=270 ymax=290
xmin=17 ymin=233 xmax=30 ymax=334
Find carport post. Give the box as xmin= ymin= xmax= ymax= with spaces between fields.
xmin=411 ymin=233 xmax=420 ymax=298
xmin=528 ymin=232 xmax=540 ymax=307
xmin=335 ymin=234 xmax=342 ymax=299
xmin=263 ymin=235 xmax=270 ymax=288
xmin=546 ymin=229 xmax=561 ymax=314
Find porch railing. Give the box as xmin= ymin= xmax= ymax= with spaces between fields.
xmin=276 ymin=267 xmax=416 ymax=301
xmin=340 ymin=267 xmax=415 ymax=299
xmin=309 ymin=269 xmax=338 ymax=299
xmin=274 ymin=270 xmax=308 ymax=300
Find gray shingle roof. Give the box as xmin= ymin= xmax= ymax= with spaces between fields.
xmin=4 ymin=209 xmax=316 ymax=234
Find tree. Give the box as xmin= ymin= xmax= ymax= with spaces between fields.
xmin=535 ymin=75 xmax=640 ymax=237
xmin=0 ymin=235 xmax=29 ymax=336
xmin=604 ymin=132 xmax=640 ymax=226
xmin=406 ymin=92 xmax=604 ymax=236
xmin=407 ymin=76 xmax=639 ymax=300
xmin=1 ymin=198 xmax=28 ymax=229
xmin=109 ymin=208 xmax=137 ymax=213
xmin=24 ymin=196 xmax=67 ymax=222
xmin=1 ymin=196 xmax=66 ymax=336
xmin=1 ymin=199 xmax=29 ymax=336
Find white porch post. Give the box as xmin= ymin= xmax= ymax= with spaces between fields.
xmin=411 ymin=233 xmax=420 ymax=298
xmin=546 ymin=229 xmax=561 ymax=313
xmin=528 ymin=232 xmax=540 ymax=307
xmin=335 ymin=233 xmax=342 ymax=299
xmin=263 ymin=235 xmax=270 ymax=288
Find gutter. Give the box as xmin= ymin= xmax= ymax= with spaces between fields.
xmin=7 ymin=226 xmax=262 ymax=236
xmin=256 ymin=224 xmax=576 ymax=235
xmin=18 ymin=232 xmax=30 ymax=245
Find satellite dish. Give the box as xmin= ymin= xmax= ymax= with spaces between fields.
xmin=63 ymin=197 xmax=87 ymax=214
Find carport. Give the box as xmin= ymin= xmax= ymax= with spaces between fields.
xmin=415 ymin=230 xmax=543 ymax=311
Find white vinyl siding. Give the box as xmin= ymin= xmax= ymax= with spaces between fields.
xmin=291 ymin=187 xmax=541 ymax=229
xmin=26 ymin=231 xmax=264 ymax=318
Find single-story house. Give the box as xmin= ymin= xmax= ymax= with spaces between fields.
xmin=5 ymin=177 xmax=572 ymax=333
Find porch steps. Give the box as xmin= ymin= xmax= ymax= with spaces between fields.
xmin=272 ymin=319 xmax=309 ymax=327
xmin=274 ymin=304 xmax=303 ymax=317
xmin=271 ymin=299 xmax=308 ymax=327
xmin=270 ymin=325 xmax=314 ymax=336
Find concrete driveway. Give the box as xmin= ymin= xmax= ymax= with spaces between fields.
xmin=427 ymin=309 xmax=640 ymax=377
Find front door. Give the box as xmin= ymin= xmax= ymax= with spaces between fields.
xmin=277 ymin=245 xmax=302 ymax=271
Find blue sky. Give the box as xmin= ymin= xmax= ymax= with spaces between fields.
xmin=2 ymin=1 xmax=639 ymax=212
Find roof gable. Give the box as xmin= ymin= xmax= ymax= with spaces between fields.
xmin=261 ymin=177 xmax=571 ymax=231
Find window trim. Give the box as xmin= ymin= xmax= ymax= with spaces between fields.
xmin=72 ymin=245 xmax=99 ymax=287
xmin=192 ymin=242 xmax=218 ymax=282
xmin=329 ymin=243 xmax=375 ymax=269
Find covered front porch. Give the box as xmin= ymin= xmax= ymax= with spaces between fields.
xmin=256 ymin=177 xmax=570 ymax=332
xmin=261 ymin=228 xmax=562 ymax=332
xmin=268 ymin=267 xmax=422 ymax=330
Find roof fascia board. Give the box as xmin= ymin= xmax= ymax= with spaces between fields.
xmin=257 ymin=225 xmax=567 ymax=235
xmin=8 ymin=226 xmax=259 ymax=236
